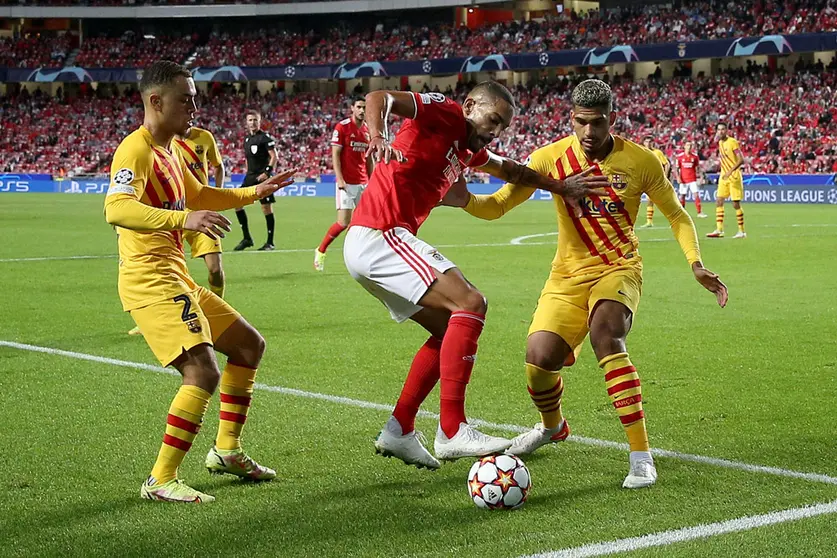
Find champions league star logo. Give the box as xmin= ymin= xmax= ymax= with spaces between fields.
xmin=539 ymin=52 xmax=550 ymax=66
xmin=284 ymin=66 xmax=296 ymax=78
xmin=191 ymin=66 xmax=248 ymax=82
xmin=726 ymin=35 xmax=793 ymax=57
xmin=827 ymin=189 xmax=837 ymax=205
xmin=25 ymin=67 xmax=94 ymax=83
xmin=460 ymin=55 xmax=511 ymax=73
xmin=422 ymin=60 xmax=433 ymax=73
xmin=582 ymin=46 xmax=639 ymax=66
xmin=333 ymin=62 xmax=388 ymax=79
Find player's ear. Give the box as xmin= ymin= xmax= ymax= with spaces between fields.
xmin=462 ymin=97 xmax=476 ymax=117
xmin=609 ymin=111 xmax=617 ymax=126
xmin=148 ymin=92 xmax=163 ymax=113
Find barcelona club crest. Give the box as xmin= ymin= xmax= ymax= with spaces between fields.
xmin=195 ymin=145 xmax=204 ymax=155
xmin=187 ymin=319 xmax=203 ymax=334
xmin=610 ymin=174 xmax=628 ymax=191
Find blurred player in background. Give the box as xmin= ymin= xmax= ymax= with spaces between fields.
xmin=234 ymin=109 xmax=279 ymax=251
xmin=675 ymin=140 xmax=706 ymax=218
xmin=707 ymin=122 xmax=746 ymax=238
xmin=105 ymin=60 xmax=295 ymax=503
xmin=128 ymin=125 xmax=226 ymax=335
xmin=444 ymin=79 xmax=728 ymax=488
xmin=639 ymin=135 xmax=671 ymax=228
xmin=346 ymin=82 xmax=607 ymax=470
xmin=314 ymin=95 xmax=373 ymax=271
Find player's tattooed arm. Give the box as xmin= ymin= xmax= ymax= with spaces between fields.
xmin=364 ymin=91 xmax=412 ymax=164
xmin=479 ymin=151 xmax=610 ymax=216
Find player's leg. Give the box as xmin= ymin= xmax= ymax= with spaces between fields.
xmin=199 ymin=288 xmax=275 ymax=480
xmin=375 ymin=307 xmax=447 ymax=469
xmin=343 ymin=226 xmax=509 ymax=462
xmin=133 ymin=294 xmax=218 ymax=503
xmin=186 ymin=229 xmax=225 ymax=298
xmin=732 ymin=181 xmax=746 ymax=238
xmin=641 ymin=200 xmax=655 ymax=227
xmin=506 ymin=275 xmax=589 ymax=455
xmin=708 ymin=180 xmax=728 ymax=237
xmin=588 ymin=268 xmax=655 ymax=488
xmin=315 ymin=193 xmax=352 ymax=271
xmin=204 ymin=253 xmax=225 ymax=298
xmin=258 ymin=198 xmax=276 ymax=251
xmin=677 ymin=182 xmax=688 ymax=209
xmin=692 ymin=183 xmax=706 ymax=217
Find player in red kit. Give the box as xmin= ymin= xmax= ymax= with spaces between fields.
xmin=343 ymin=82 xmax=609 ymax=469
xmin=675 ymin=141 xmax=707 ymax=218
xmin=315 ymin=96 xmax=373 ymax=271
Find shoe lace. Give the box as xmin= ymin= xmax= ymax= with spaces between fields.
xmin=632 ymin=460 xmax=654 ymax=476
xmin=414 ymin=430 xmax=429 ymax=447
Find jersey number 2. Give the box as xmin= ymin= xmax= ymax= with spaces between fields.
xmin=173 ymin=294 xmax=199 ymax=322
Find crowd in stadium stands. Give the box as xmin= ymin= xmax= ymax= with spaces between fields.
xmin=2 ymin=64 xmax=836 ymax=178
xmin=2 ymin=0 xmax=836 ymax=69
xmin=0 ymin=34 xmax=74 ymax=68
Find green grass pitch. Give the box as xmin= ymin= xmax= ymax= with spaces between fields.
xmin=1 ymin=194 xmax=836 ymax=557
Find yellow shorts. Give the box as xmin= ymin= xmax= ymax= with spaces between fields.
xmin=130 ymin=286 xmax=240 ymax=366
xmin=717 ymin=175 xmax=744 ymax=201
xmin=528 ymin=264 xmax=643 ymax=364
xmin=183 ymin=230 xmax=222 ymax=260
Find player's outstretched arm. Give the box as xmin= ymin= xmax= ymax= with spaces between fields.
xmin=184 ymin=168 xmax=295 ymax=211
xmin=478 ymin=152 xmax=610 ymax=216
xmin=105 ymin=195 xmax=189 ymax=231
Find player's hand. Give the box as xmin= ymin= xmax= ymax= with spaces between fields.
xmin=553 ymin=167 xmax=611 ymax=217
xmin=720 ymin=172 xmax=729 ymax=180
xmin=693 ymin=263 xmax=728 ymax=308
xmin=257 ymin=173 xmax=268 ymax=181
xmin=255 ymin=168 xmax=297 ymax=198
xmin=184 ymin=210 xmax=231 ymax=240
xmin=336 ymin=178 xmax=347 ymax=191
xmin=366 ymin=136 xmax=406 ymax=165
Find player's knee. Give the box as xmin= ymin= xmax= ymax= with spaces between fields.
xmin=208 ymin=269 xmax=224 ymax=286
xmin=525 ymin=344 xmax=564 ymax=371
xmin=457 ymin=289 xmax=487 ymax=315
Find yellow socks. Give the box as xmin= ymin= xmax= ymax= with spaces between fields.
xmin=216 ymin=363 xmax=257 ymax=450
xmin=525 ymin=363 xmax=565 ymax=429
xmin=715 ymin=206 xmax=725 ymax=232
xmin=150 ymin=385 xmax=211 ymax=484
xmin=600 ymin=353 xmax=649 ymax=452
xmin=736 ymin=208 xmax=744 ymax=232
xmin=645 ymin=205 xmax=654 ymax=225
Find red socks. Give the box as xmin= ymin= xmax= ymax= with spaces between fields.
xmin=695 ymin=196 xmax=702 ymax=213
xmin=318 ymin=222 xmax=347 ymax=253
xmin=392 ymin=337 xmax=442 ymax=434
xmin=439 ymin=311 xmax=485 ymax=438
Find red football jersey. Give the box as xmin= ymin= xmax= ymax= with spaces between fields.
xmin=676 ymin=152 xmax=700 ymax=183
xmin=351 ymin=92 xmax=489 ymax=234
xmin=331 ymin=118 xmax=370 ymax=185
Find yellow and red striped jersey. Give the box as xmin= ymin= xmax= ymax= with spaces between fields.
xmin=105 ymin=126 xmax=259 ymax=311
xmin=173 ymin=127 xmax=222 ymax=186
xmin=465 ymin=134 xmax=701 ymax=275
xmin=718 ymin=136 xmax=743 ymax=179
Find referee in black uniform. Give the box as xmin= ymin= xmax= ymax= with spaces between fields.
xmin=234 ymin=109 xmax=279 ymax=251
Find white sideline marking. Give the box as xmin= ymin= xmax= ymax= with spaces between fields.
xmin=1 ymin=228 xmax=832 ymax=264
xmin=2 ymin=339 xmax=837 ymax=487
xmin=518 ymin=499 xmax=837 ymax=558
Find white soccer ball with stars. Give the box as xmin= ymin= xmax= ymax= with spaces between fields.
xmin=467 ymin=454 xmax=531 ymax=510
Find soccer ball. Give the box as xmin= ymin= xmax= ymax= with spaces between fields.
xmin=467 ymin=454 xmax=531 ymax=510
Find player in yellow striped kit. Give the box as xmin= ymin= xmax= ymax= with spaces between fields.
xmin=443 ymin=79 xmax=728 ymax=488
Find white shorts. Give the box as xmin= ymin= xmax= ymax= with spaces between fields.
xmin=678 ymin=181 xmax=700 ymax=195
xmin=336 ymin=183 xmax=366 ymax=210
xmin=343 ymin=226 xmax=457 ymax=323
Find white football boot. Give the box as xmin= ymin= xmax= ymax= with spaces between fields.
xmin=506 ymin=420 xmax=570 ymax=456
xmin=622 ymin=451 xmax=657 ymax=489
xmin=434 ymin=422 xmax=512 ymax=461
xmin=733 ymin=231 xmax=747 ymax=239
xmin=696 ymin=213 xmax=708 ymax=218
xmin=374 ymin=416 xmax=440 ymax=470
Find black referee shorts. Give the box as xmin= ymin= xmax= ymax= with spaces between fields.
xmin=241 ymin=173 xmax=275 ymax=205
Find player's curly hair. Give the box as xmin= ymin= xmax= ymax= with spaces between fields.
xmin=572 ymin=79 xmax=614 ymax=113
xmin=468 ymin=81 xmax=516 ymax=111
xmin=139 ymin=60 xmax=191 ymax=94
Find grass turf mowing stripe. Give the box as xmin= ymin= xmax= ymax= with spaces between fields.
xmin=3 ymin=339 xmax=837 ymax=487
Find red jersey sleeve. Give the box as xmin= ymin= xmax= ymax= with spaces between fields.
xmin=331 ymin=122 xmax=345 ymax=147
xmin=467 ymin=148 xmax=490 ymax=168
